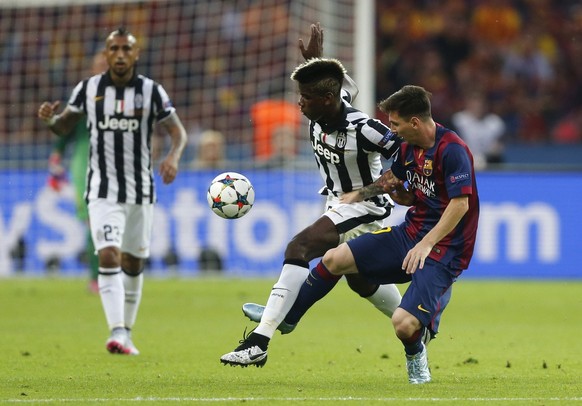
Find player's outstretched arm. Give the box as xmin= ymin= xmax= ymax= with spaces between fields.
xmin=340 ymin=170 xmax=402 ymax=204
xmin=158 ymin=112 xmax=187 ymax=185
xmin=299 ymin=22 xmax=323 ymax=60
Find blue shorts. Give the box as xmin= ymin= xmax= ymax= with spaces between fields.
xmin=347 ymin=226 xmax=461 ymax=334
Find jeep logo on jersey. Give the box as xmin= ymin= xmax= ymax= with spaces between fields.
xmin=98 ymin=116 xmax=140 ymax=132
xmin=312 ymin=137 xmax=341 ymax=164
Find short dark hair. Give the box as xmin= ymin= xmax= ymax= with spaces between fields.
xmin=378 ymin=85 xmax=432 ymax=120
xmin=106 ymin=27 xmax=137 ymax=45
xmin=290 ymin=58 xmax=346 ymax=97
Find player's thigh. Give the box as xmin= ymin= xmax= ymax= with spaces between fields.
xmin=347 ymin=226 xmax=412 ymax=284
xmin=400 ymin=258 xmax=459 ymax=334
xmin=322 ymin=242 xmax=357 ymax=275
xmin=287 ymin=215 xmax=338 ymax=258
xmin=88 ymin=199 xmax=125 ymax=251
xmin=121 ymin=203 xmax=154 ymax=259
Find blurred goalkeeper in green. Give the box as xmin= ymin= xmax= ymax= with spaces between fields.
xmin=46 ymin=53 xmax=109 ymax=293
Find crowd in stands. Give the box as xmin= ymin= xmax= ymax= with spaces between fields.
xmin=376 ymin=0 xmax=582 ymax=146
xmin=1 ymin=0 xmax=581 ymax=168
xmin=0 ymin=0 xmax=295 ymax=165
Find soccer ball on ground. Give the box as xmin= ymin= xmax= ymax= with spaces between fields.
xmin=207 ymin=172 xmax=255 ymax=219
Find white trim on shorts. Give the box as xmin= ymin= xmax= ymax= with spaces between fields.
xmin=322 ymin=194 xmax=392 ymax=244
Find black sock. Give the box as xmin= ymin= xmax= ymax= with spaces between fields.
xmin=249 ymin=332 xmax=270 ymax=351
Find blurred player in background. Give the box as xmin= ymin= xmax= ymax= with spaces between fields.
xmin=283 ymin=85 xmax=480 ymax=383
xmin=220 ymin=23 xmax=403 ymax=367
xmin=46 ymin=53 xmax=108 ymax=294
xmin=38 ymin=28 xmax=187 ymax=355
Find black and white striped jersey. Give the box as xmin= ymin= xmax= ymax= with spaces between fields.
xmin=67 ymin=71 xmax=175 ymax=204
xmin=310 ymin=90 xmax=401 ymax=204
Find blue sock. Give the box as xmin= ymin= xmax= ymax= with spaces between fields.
xmin=284 ymin=261 xmax=341 ymax=325
xmin=403 ymin=327 xmax=425 ymax=355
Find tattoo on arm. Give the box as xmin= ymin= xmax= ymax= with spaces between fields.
xmin=357 ymin=183 xmax=385 ymax=200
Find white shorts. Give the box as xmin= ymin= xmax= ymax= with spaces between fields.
xmin=323 ymin=194 xmax=393 ymax=244
xmin=88 ymin=199 xmax=154 ymax=258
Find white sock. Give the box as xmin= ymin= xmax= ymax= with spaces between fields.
xmin=122 ymin=272 xmax=143 ymax=329
xmin=98 ymin=267 xmax=125 ymax=331
xmin=254 ymin=263 xmax=310 ymax=339
xmin=366 ymin=284 xmax=402 ymax=318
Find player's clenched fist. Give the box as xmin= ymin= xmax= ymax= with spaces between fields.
xmin=38 ymin=101 xmax=61 ymax=124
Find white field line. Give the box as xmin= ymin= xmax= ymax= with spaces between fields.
xmin=2 ymin=397 xmax=582 ymax=403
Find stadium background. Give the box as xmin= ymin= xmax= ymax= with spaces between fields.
xmin=0 ymin=0 xmax=581 ymax=278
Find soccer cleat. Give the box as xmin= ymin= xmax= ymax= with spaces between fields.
xmin=242 ymin=303 xmax=296 ymax=335
xmin=220 ymin=330 xmax=268 ymax=368
xmin=124 ymin=329 xmax=140 ymax=356
xmin=106 ymin=328 xmax=131 ymax=355
xmin=405 ymin=342 xmax=431 ymax=384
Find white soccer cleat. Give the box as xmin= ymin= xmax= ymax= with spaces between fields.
xmin=220 ymin=345 xmax=267 ymax=367
xmin=124 ymin=330 xmax=140 ymax=356
xmin=106 ymin=328 xmax=131 ymax=355
xmin=220 ymin=330 xmax=268 ymax=367
xmin=106 ymin=328 xmax=139 ymax=355
xmin=405 ymin=343 xmax=431 ymax=384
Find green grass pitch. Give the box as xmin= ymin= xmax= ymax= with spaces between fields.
xmin=1 ymin=277 xmax=581 ymax=405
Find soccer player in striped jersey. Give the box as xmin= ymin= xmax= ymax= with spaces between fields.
xmin=220 ymin=23 xmax=403 ymax=367
xmin=38 ymin=28 xmax=187 ymax=355
xmin=299 ymin=85 xmax=480 ymax=383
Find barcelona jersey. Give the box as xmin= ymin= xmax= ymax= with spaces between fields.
xmin=391 ymin=124 xmax=479 ymax=270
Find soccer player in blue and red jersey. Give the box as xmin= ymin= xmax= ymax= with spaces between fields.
xmin=280 ymin=85 xmax=479 ymax=384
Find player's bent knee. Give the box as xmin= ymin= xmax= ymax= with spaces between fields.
xmin=392 ymin=308 xmax=422 ymax=340
xmin=322 ymin=244 xmax=354 ymax=276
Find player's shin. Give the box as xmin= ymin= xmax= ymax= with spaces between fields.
xmin=365 ymin=283 xmax=402 ymax=318
xmin=122 ymin=271 xmax=143 ymax=329
xmin=98 ymin=267 xmax=125 ymax=330
xmin=284 ymin=261 xmax=341 ymax=325
xmin=253 ymin=261 xmax=309 ymax=339
xmin=401 ymin=327 xmax=426 ymax=356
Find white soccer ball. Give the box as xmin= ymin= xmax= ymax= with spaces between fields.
xmin=206 ymin=172 xmax=255 ymax=219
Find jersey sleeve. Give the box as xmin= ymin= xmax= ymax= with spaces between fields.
xmin=358 ymin=119 xmax=401 ymax=159
xmin=153 ymin=83 xmax=176 ymax=122
xmin=67 ymin=80 xmax=87 ymax=113
xmin=390 ymin=147 xmax=406 ymax=180
xmin=442 ymin=142 xmax=474 ymax=198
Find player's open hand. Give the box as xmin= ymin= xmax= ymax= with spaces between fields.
xmin=402 ymin=241 xmax=433 ymax=274
xmin=340 ymin=190 xmax=363 ymax=204
xmin=299 ymin=22 xmax=323 ymax=60
xmin=159 ymin=156 xmax=179 ymax=185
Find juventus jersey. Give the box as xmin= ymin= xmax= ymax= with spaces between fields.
xmin=310 ymin=90 xmax=401 ymax=206
xmin=67 ymin=71 xmax=175 ymax=204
